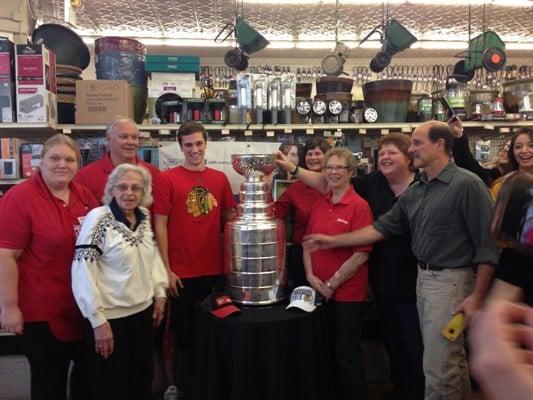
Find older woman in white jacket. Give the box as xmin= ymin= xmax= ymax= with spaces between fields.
xmin=72 ymin=163 xmax=168 ymax=400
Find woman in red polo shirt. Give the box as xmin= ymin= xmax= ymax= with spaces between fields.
xmin=274 ymin=137 xmax=331 ymax=288
xmin=0 ymin=134 xmax=98 ymax=400
xmin=304 ymin=147 xmax=373 ymax=400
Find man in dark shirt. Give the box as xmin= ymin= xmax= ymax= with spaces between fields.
xmin=304 ymin=121 xmax=499 ymax=400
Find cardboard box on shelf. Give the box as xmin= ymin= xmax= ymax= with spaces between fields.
xmin=148 ymin=72 xmax=196 ymax=98
xmin=0 ymin=38 xmax=16 ymax=123
xmin=15 ymin=44 xmax=57 ymax=124
xmin=0 ymin=159 xmax=20 ymax=179
xmin=0 ymin=137 xmax=20 ymax=159
xmin=20 ymin=143 xmax=43 ymax=178
xmin=75 ymin=80 xmax=134 ymax=124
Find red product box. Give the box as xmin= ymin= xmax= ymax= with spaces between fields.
xmin=0 ymin=38 xmax=16 ymax=122
xmin=20 ymin=143 xmax=43 ymax=178
xmin=15 ymin=44 xmax=57 ymax=124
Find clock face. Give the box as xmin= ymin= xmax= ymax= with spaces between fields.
xmin=313 ymin=100 xmax=327 ymax=115
xmin=364 ymin=107 xmax=379 ymax=123
xmin=296 ymin=99 xmax=311 ymax=115
xmin=328 ymin=100 xmax=343 ymax=115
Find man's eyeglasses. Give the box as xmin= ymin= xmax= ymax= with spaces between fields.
xmin=114 ymin=184 xmax=143 ymax=193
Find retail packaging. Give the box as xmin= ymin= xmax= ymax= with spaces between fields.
xmin=0 ymin=159 xmax=19 ymax=179
xmin=145 ymin=55 xmax=200 ymax=74
xmin=148 ymin=72 xmax=196 ymax=98
xmin=0 ymin=38 xmax=16 ymax=122
xmin=20 ymin=143 xmax=43 ymax=178
xmin=145 ymin=63 xmax=199 ymax=74
xmin=15 ymin=44 xmax=57 ymax=123
xmin=0 ymin=137 xmax=20 ymax=159
xmin=75 ymin=80 xmax=134 ymax=124
xmin=146 ymin=55 xmax=200 ymax=64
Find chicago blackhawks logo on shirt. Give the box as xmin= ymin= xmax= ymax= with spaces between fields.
xmin=186 ymin=186 xmax=218 ymax=217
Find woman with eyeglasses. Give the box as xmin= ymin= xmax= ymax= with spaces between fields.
xmin=0 ymin=134 xmax=98 ymax=400
xmin=71 ymin=164 xmax=168 ymax=400
xmin=276 ymin=134 xmax=425 ymax=400
xmin=303 ymin=147 xmax=373 ymax=400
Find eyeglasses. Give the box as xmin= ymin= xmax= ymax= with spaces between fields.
xmin=114 ymin=184 xmax=143 ymax=193
xmin=325 ymin=166 xmax=349 ymax=172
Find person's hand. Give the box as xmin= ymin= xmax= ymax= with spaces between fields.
xmin=0 ymin=305 xmax=23 ymax=335
xmin=274 ymin=150 xmax=295 ymax=173
xmin=455 ymin=293 xmax=482 ymax=325
xmin=152 ymin=297 xmax=166 ymax=328
xmin=93 ymin=322 xmax=114 ymax=358
xmin=307 ymin=274 xmax=324 ymax=293
xmin=303 ymin=234 xmax=335 ymax=252
xmin=448 ymin=115 xmax=463 ymax=138
xmin=469 ymin=302 xmax=533 ymax=400
xmin=167 ymin=270 xmax=183 ymax=298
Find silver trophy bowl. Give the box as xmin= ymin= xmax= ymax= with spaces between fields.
xmin=225 ymin=153 xmax=287 ymax=305
xmin=231 ymin=154 xmax=276 ymax=180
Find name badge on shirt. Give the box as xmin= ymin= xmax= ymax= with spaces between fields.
xmin=336 ymin=218 xmax=349 ymax=225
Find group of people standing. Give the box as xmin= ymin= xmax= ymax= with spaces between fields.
xmin=0 ymin=118 xmax=234 ymax=400
xmin=0 ymin=113 xmax=531 ymax=400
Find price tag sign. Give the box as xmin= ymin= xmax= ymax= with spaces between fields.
xmin=284 ymin=128 xmax=292 ymax=133
xmin=244 ymin=130 xmax=253 ymax=136
xmin=359 ymin=129 xmax=367 ymax=135
xmin=159 ymin=129 xmax=170 ymax=136
xmin=381 ymin=129 xmax=389 ymax=135
xmin=334 ymin=129 xmax=343 ymax=137
xmin=306 ymin=128 xmax=314 ymax=135
xmin=221 ymin=129 xmax=230 ymax=135
xmin=266 ymin=130 xmax=275 ymax=137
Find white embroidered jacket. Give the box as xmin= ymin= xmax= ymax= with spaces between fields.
xmin=71 ymin=205 xmax=168 ymax=328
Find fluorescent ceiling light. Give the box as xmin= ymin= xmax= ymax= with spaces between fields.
xmin=81 ymin=36 xmax=533 ymax=50
xmin=243 ymin=0 xmax=532 ymax=6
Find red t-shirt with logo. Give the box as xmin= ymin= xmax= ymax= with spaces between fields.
xmin=306 ymin=187 xmax=373 ymax=302
xmin=153 ymin=166 xmax=235 ymax=278
xmin=0 ymin=173 xmax=98 ymax=341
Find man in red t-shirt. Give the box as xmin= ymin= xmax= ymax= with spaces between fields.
xmin=74 ymin=116 xmax=161 ymax=204
xmin=154 ymin=121 xmax=235 ymax=397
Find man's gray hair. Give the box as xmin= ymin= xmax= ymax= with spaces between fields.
xmin=102 ymin=164 xmax=153 ymax=207
xmin=105 ymin=116 xmax=138 ymax=137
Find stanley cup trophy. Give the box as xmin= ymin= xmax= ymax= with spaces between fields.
xmin=224 ymin=154 xmax=287 ymax=305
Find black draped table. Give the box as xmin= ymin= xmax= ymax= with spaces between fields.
xmin=188 ymin=303 xmax=334 ymax=400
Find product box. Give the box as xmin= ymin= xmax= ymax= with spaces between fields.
xmin=15 ymin=44 xmax=57 ymax=124
xmin=0 ymin=38 xmax=16 ymax=123
xmin=0 ymin=137 xmax=20 ymax=159
xmin=148 ymin=73 xmax=196 ymax=99
xmin=145 ymin=63 xmax=200 ymax=74
xmin=75 ymin=80 xmax=134 ymax=124
xmin=137 ymin=146 xmax=159 ymax=168
xmin=146 ymin=55 xmax=200 ymax=64
xmin=20 ymin=143 xmax=43 ymax=178
xmin=0 ymin=159 xmax=20 ymax=179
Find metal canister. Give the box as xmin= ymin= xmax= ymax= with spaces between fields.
xmin=224 ymin=154 xmax=287 ymax=305
xmin=431 ymin=89 xmax=446 ymax=121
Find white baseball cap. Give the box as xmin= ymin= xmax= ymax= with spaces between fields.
xmin=286 ymin=286 xmax=317 ymax=312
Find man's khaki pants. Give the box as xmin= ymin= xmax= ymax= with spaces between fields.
xmin=416 ymin=267 xmax=474 ymax=400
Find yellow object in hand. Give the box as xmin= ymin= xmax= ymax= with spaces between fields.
xmin=442 ymin=312 xmax=465 ymax=341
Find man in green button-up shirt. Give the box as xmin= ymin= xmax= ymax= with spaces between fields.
xmin=304 ymin=121 xmax=499 ymax=400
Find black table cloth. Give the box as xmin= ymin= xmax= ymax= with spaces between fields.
xmin=189 ymin=303 xmax=334 ymax=400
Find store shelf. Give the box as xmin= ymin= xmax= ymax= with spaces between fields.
xmin=2 ymin=120 xmax=532 ymax=138
xmin=0 ymin=179 xmax=27 ymax=185
xmin=0 ymin=122 xmax=58 ymax=137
